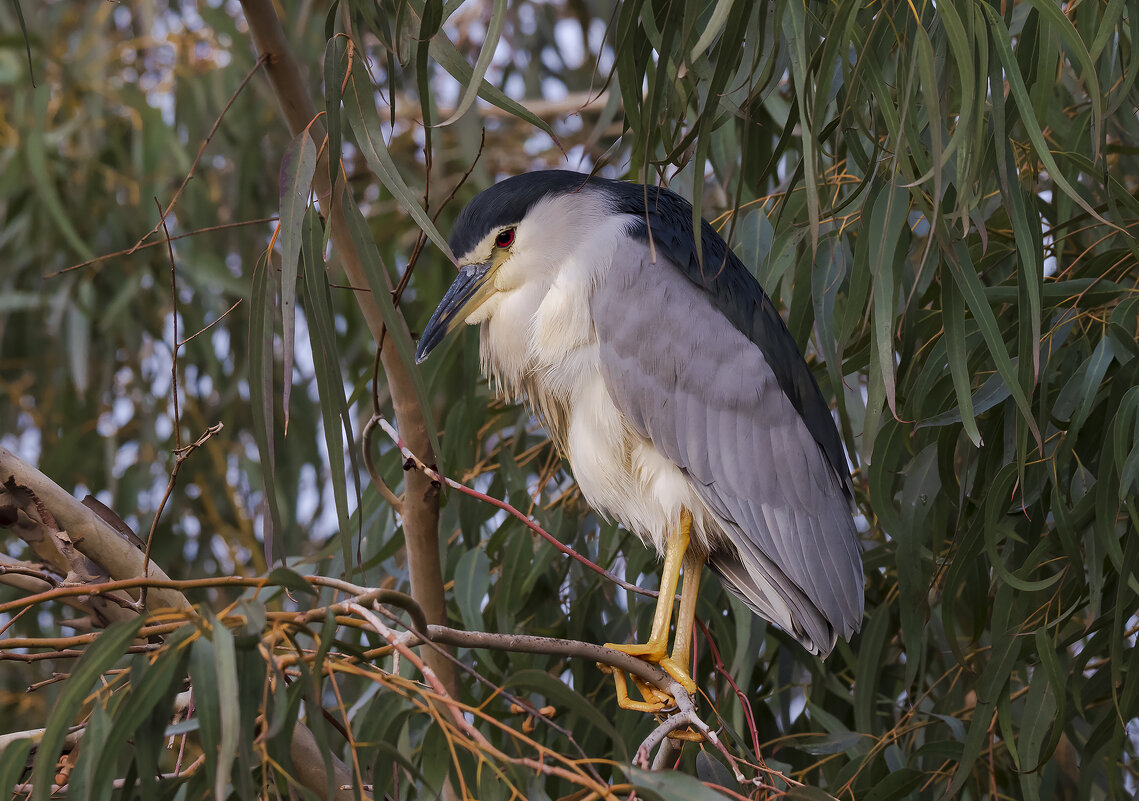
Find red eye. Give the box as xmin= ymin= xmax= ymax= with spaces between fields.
xmin=495 ymin=229 xmax=515 ymax=248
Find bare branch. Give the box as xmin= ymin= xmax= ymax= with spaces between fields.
xmin=0 ymin=448 xmax=189 ymax=612
xmin=140 ymin=423 xmax=224 ymax=609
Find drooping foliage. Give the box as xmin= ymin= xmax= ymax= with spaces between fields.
xmin=0 ymin=0 xmax=1136 ymax=799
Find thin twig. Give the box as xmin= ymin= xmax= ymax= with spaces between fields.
xmin=362 ymin=415 xmax=403 ymax=515
xmin=157 ymin=198 xmax=183 ymax=451
xmin=423 ymin=624 xmax=731 ymax=778
xmin=374 ymin=130 xmax=484 ymax=358
xmin=128 ymin=54 xmax=269 ymax=257
xmin=376 ymin=415 xmax=654 ymax=598
xmin=140 ymin=423 xmax=224 ymax=609
xmin=46 ymin=217 xmax=279 ymax=278
xmin=365 ymin=602 xmax=605 ymax=783
xmin=697 ymin=616 xmax=762 ymax=762
xmin=352 ymin=604 xmax=616 ymax=797
xmin=178 ymin=299 xmax=243 ymax=347
xmin=0 ymin=645 xmax=161 ymax=662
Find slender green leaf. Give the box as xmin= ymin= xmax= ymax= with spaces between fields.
xmin=30 ymin=617 xmax=146 ymax=801
xmin=627 ymin=767 xmax=733 ymax=800
xmin=981 ymin=4 xmax=1110 ymax=227
xmin=277 ymin=132 xmax=317 ymax=427
xmin=212 ymin=616 xmax=240 ymax=801
xmin=342 ymin=57 xmax=453 ymax=261
xmin=437 ymin=0 xmax=507 ymax=127
xmin=455 ymin=545 xmax=490 ymax=631
xmin=339 ymin=188 xmax=441 ymax=461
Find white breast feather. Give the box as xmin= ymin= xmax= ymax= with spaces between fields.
xmin=471 ymin=190 xmax=718 ymax=556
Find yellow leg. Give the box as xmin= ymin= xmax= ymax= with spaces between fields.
xmin=606 ymin=509 xmax=691 ymax=662
xmin=659 ymin=554 xmax=703 ymax=695
xmin=605 ymin=510 xmax=702 ymax=709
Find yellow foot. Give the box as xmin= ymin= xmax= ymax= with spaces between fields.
xmin=598 ymin=664 xmax=670 ymax=711
xmin=604 ymin=640 xmax=667 ymax=661
xmin=605 ymin=642 xmax=697 ymax=697
xmin=665 ymin=726 xmax=706 ymax=742
xmin=601 ymin=641 xmax=697 ymax=711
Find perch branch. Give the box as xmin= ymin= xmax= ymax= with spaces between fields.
xmin=419 ymin=624 xmax=735 ymax=775
xmin=353 ymin=604 xmax=615 ymax=798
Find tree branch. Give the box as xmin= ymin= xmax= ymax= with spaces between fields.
xmin=0 ymin=448 xmax=189 ymax=612
xmin=237 ymin=0 xmax=453 ymax=696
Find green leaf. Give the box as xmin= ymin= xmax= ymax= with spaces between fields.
xmin=212 ymin=616 xmax=240 ymax=801
xmin=30 ymin=616 xmax=146 ymax=801
xmin=423 ymin=12 xmax=558 ymax=140
xmin=854 ymin=602 xmax=891 ymax=734
xmin=27 ymin=87 xmax=95 ymax=261
xmin=339 ymin=189 xmax=441 ymax=462
xmin=277 ymin=131 xmax=317 ymax=427
xmin=437 ymin=0 xmax=507 ymax=127
xmin=866 ymin=179 xmax=908 ymax=415
xmin=0 ymin=737 xmax=34 ymax=800
xmin=942 ymin=239 xmax=1041 ymax=448
xmin=324 ymin=36 xmax=347 ymax=194
xmin=454 ymin=545 xmax=490 ymax=631
xmin=863 ymin=767 xmax=924 ymax=801
xmin=266 ymin=566 xmax=319 ymax=596
xmin=249 ymin=255 xmax=283 ymax=563
xmin=342 ymin=56 xmax=453 ymax=261
xmin=301 ymin=205 xmax=360 ymax=570
xmin=980 ymin=4 xmax=1111 ymax=227
xmin=1022 ymin=0 xmax=1103 ymax=159
xmin=90 ymin=626 xmax=194 ymax=796
xmin=627 ymin=767 xmax=733 ymax=800
xmin=504 ymin=669 xmax=626 ymax=758
xmin=190 ymin=633 xmax=221 ymax=786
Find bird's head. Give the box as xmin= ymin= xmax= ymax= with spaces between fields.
xmin=414 ymin=171 xmax=616 ymax=363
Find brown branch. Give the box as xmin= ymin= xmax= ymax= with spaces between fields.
xmin=238 ymin=0 xmax=452 ymax=697
xmin=364 ymin=602 xmax=604 ymax=782
xmin=0 ymin=645 xmax=161 ymax=662
xmin=47 ymin=217 xmax=278 ymax=278
xmin=421 ymin=623 xmax=736 ymax=779
xmin=0 ymin=447 xmax=189 ymax=612
xmin=0 ymin=554 xmax=136 ymax=627
xmin=355 ymin=606 xmax=615 ymax=798
xmin=0 ymin=574 xmax=424 ymax=621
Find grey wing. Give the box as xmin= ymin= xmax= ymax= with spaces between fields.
xmin=592 ymin=239 xmax=864 ymax=654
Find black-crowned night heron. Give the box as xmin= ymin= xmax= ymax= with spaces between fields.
xmin=416 ymin=170 xmax=863 ymax=710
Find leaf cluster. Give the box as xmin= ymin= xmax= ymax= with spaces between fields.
xmin=0 ymin=0 xmax=1136 ymax=799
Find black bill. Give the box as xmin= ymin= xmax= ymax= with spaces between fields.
xmin=415 ymin=261 xmax=495 ymax=363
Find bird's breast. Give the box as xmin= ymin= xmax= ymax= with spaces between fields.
xmin=477 ymin=273 xmax=713 ymax=557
